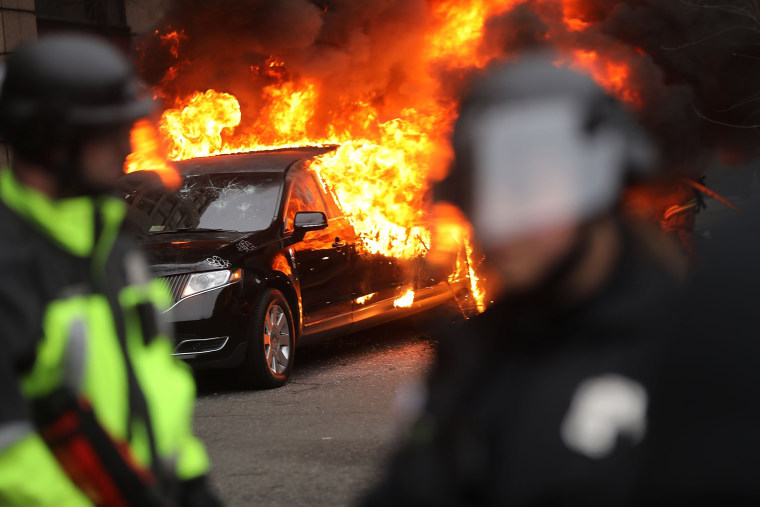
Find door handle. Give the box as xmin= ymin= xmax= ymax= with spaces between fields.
xmin=332 ymin=237 xmax=347 ymax=248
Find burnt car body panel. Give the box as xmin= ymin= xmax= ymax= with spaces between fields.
xmin=121 ymin=147 xmax=460 ymax=371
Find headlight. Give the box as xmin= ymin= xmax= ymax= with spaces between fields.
xmin=182 ymin=269 xmax=241 ymax=298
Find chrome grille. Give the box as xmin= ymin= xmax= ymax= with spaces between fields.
xmin=156 ymin=273 xmax=192 ymax=304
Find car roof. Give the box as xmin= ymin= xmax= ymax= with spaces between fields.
xmin=174 ymin=146 xmax=338 ymax=176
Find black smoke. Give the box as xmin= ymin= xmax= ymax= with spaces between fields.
xmin=137 ymin=0 xmax=433 ymax=141
xmin=473 ymin=0 xmax=760 ymax=172
xmin=136 ymin=0 xmax=760 ymax=174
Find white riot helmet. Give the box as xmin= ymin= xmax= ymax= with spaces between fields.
xmin=440 ymin=52 xmax=656 ymax=250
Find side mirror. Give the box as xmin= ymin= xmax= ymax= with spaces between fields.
xmin=294 ymin=211 xmax=328 ymax=232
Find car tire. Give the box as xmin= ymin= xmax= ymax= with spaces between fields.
xmin=236 ymin=288 xmax=295 ymax=389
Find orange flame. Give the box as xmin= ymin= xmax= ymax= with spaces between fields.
xmin=127 ymin=1 xmax=654 ymax=315
xmin=464 ymin=239 xmax=486 ymax=313
xmin=355 ymin=293 xmax=377 ymax=305
xmin=565 ymin=49 xmax=642 ymax=107
xmin=159 ymin=29 xmax=185 ymax=58
xmin=125 ymin=119 xmax=180 ymax=189
xmin=426 ymin=0 xmax=522 ymax=68
xmin=562 ymin=0 xmax=591 ymax=32
xmin=263 ymin=80 xmax=318 ymax=140
xmin=161 ymin=89 xmax=242 ymax=160
xmin=149 ymin=85 xmax=442 ymax=260
xmin=393 ymin=289 xmax=415 ymax=309
xmin=436 ymin=203 xmax=487 ymax=313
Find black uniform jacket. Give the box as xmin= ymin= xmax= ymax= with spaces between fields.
xmin=364 ymin=226 xmax=682 ymax=506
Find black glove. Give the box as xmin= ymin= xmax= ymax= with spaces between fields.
xmin=179 ymin=475 xmax=225 ymax=507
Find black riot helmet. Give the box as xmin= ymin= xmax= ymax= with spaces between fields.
xmin=0 ymin=34 xmax=153 ymax=192
xmin=438 ymin=51 xmax=656 ymax=249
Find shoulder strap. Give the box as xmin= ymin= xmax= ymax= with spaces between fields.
xmin=89 ymin=199 xmax=171 ymax=493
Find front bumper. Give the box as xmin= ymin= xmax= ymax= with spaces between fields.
xmin=163 ymin=280 xmax=249 ymax=369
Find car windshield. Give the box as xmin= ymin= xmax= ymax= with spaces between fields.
xmin=124 ymin=172 xmax=282 ymax=235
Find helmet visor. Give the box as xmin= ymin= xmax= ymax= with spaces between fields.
xmin=468 ymin=98 xmax=626 ymax=248
xmin=68 ymin=96 xmax=155 ymax=127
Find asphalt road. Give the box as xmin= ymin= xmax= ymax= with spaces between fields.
xmin=192 ymin=305 xmax=463 ymax=506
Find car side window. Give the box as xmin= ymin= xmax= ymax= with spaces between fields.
xmin=284 ymin=173 xmax=329 ymax=232
xmin=315 ymin=177 xmax=345 ymax=219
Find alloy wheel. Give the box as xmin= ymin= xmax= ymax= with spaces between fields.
xmin=263 ymin=303 xmax=291 ymax=375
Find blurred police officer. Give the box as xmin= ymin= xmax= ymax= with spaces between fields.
xmin=363 ymin=53 xmax=684 ymax=506
xmin=0 ymin=35 xmax=222 ymax=506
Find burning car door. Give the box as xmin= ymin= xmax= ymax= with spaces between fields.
xmin=286 ymin=170 xmax=354 ymax=332
xmin=308 ymin=171 xmax=403 ymax=316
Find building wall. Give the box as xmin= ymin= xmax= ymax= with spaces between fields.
xmin=36 ymin=0 xmax=132 ymax=50
xmin=0 ymin=0 xmax=36 ymax=55
xmin=0 ymin=0 xmax=37 ymax=167
xmin=0 ymin=0 xmax=169 ymax=167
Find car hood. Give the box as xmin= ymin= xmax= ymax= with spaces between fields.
xmin=142 ymin=230 xmax=275 ymax=277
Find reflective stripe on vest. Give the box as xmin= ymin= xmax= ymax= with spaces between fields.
xmin=0 ymin=422 xmax=34 ymax=454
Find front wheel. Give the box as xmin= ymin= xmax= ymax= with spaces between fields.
xmin=236 ymin=288 xmax=295 ymax=389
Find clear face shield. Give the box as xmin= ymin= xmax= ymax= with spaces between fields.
xmin=466 ymin=98 xmax=628 ymax=251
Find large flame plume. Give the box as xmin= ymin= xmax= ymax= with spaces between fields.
xmin=129 ymin=0 xmax=760 ymax=311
